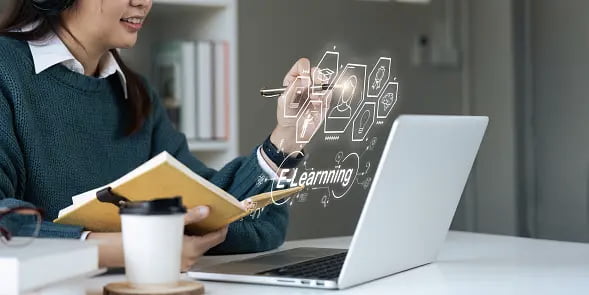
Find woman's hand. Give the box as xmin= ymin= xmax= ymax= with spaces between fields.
xmin=87 ymin=232 xmax=125 ymax=268
xmin=272 ymin=58 xmax=332 ymax=154
xmin=181 ymin=206 xmax=228 ymax=271
xmin=88 ymin=206 xmax=228 ymax=271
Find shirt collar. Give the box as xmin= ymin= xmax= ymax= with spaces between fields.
xmin=27 ymin=32 xmax=128 ymax=99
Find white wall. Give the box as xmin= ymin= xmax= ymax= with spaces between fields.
xmin=467 ymin=0 xmax=519 ymax=235
xmin=528 ymin=0 xmax=589 ymax=242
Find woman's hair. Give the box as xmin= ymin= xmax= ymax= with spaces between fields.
xmin=0 ymin=0 xmax=151 ymax=135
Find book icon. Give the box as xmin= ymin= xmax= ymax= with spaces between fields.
xmin=284 ymin=76 xmax=311 ymax=118
xmin=318 ymin=68 xmax=335 ymax=84
xmin=290 ymin=86 xmax=307 ymax=109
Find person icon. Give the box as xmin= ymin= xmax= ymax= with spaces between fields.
xmin=328 ymin=75 xmax=357 ymax=119
xmin=335 ymin=151 xmax=344 ymax=163
xmin=372 ymin=66 xmax=386 ymax=90
xmin=300 ymin=111 xmax=314 ymax=138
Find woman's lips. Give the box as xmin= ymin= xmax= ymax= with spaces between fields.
xmin=121 ymin=21 xmax=142 ymax=32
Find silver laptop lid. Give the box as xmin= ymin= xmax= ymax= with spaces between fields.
xmin=338 ymin=115 xmax=488 ymax=289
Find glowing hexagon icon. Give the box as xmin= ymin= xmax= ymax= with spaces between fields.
xmin=312 ymin=51 xmax=339 ymax=96
xmin=367 ymin=57 xmax=391 ymax=98
xmin=295 ymin=100 xmax=324 ymax=144
xmin=352 ymin=102 xmax=376 ymax=142
xmin=376 ymin=82 xmax=399 ymax=119
xmin=283 ymin=76 xmax=311 ymax=118
xmin=324 ymin=63 xmax=367 ymax=134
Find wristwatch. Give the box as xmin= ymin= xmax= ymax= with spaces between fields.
xmin=262 ymin=135 xmax=305 ymax=168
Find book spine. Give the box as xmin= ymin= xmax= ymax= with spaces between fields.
xmin=181 ymin=41 xmax=197 ymax=140
xmin=153 ymin=42 xmax=182 ymax=131
xmin=196 ymin=41 xmax=213 ymax=140
xmin=224 ymin=41 xmax=231 ymax=140
xmin=211 ymin=41 xmax=218 ymax=140
xmin=214 ymin=41 xmax=229 ymax=140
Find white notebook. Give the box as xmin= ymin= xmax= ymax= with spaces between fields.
xmin=0 ymin=238 xmax=99 ymax=295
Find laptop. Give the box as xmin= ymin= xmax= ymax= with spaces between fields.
xmin=188 ymin=115 xmax=488 ymax=290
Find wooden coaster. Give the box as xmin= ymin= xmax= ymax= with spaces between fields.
xmin=103 ymin=280 xmax=204 ymax=295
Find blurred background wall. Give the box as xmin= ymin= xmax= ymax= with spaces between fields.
xmin=524 ymin=0 xmax=589 ymax=242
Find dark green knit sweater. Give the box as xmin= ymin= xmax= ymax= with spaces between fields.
xmin=0 ymin=36 xmax=287 ymax=254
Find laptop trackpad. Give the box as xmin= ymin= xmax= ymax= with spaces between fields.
xmin=198 ymin=247 xmax=346 ymax=275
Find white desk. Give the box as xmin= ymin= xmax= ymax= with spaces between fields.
xmin=85 ymin=231 xmax=589 ymax=294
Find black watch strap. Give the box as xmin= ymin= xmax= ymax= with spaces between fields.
xmin=262 ymin=136 xmax=305 ymax=168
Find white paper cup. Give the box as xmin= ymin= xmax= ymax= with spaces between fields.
xmin=119 ymin=197 xmax=186 ymax=289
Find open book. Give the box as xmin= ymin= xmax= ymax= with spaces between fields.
xmin=54 ymin=152 xmax=302 ymax=234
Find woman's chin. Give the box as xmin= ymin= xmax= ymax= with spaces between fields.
xmin=116 ymin=37 xmax=139 ymax=49
xmin=118 ymin=43 xmax=136 ymax=49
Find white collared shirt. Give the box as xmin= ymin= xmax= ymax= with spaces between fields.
xmin=27 ymin=32 xmax=129 ymax=99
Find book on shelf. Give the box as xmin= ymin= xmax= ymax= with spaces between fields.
xmin=196 ymin=41 xmax=213 ymax=140
xmin=153 ymin=40 xmax=231 ymax=144
xmin=213 ymin=40 xmax=230 ymax=140
xmin=54 ymin=151 xmax=303 ymax=235
xmin=154 ymin=41 xmax=196 ymax=139
xmin=0 ymin=238 xmax=99 ymax=295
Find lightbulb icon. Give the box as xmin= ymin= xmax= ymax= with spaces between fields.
xmin=358 ymin=110 xmax=371 ymax=134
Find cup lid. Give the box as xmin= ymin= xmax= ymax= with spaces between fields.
xmin=119 ymin=197 xmax=187 ymax=215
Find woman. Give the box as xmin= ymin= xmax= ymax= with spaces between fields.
xmin=0 ymin=0 xmax=326 ymax=270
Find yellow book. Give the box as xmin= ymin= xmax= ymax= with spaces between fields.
xmin=54 ymin=151 xmax=303 ymax=234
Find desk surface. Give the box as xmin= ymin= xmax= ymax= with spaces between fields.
xmin=85 ymin=231 xmax=589 ymax=295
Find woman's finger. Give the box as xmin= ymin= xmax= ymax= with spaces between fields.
xmin=184 ymin=206 xmax=210 ymax=225
xmin=205 ymin=226 xmax=228 ymax=247
xmin=311 ymin=67 xmax=322 ymax=85
xmin=181 ymin=231 xmax=223 ymax=271
xmin=216 ymin=227 xmax=229 ymax=244
xmin=181 ymin=235 xmax=200 ymax=271
xmin=241 ymin=198 xmax=255 ymax=210
xmin=283 ymin=58 xmax=311 ymax=87
xmin=192 ymin=226 xmax=228 ymax=250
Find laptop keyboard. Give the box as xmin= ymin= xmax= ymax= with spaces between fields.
xmin=257 ymin=252 xmax=347 ymax=280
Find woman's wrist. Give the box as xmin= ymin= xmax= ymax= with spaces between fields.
xmin=259 ymin=147 xmax=280 ymax=173
xmin=262 ymin=127 xmax=307 ymax=170
xmin=87 ymin=232 xmax=125 ymax=268
xmin=270 ymin=126 xmax=302 ymax=154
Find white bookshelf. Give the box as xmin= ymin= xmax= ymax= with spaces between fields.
xmin=120 ymin=0 xmax=239 ymax=170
